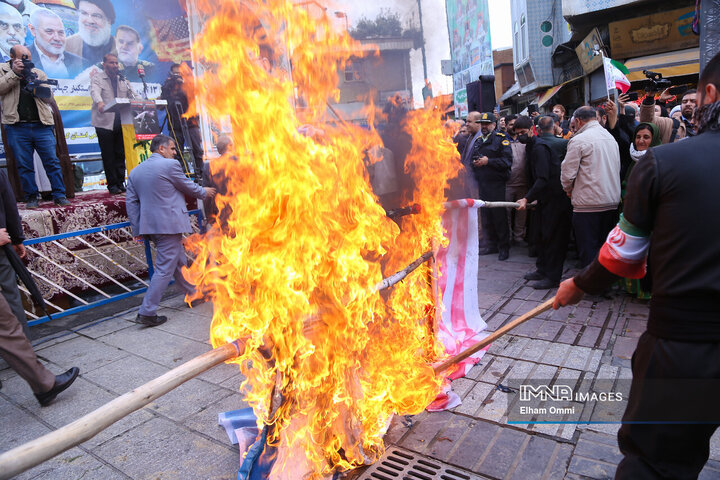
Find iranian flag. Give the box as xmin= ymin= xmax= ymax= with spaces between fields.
xmin=604 ymin=57 xmax=631 ymax=94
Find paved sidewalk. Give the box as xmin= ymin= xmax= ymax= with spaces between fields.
xmin=2 ymin=248 xmax=720 ymax=479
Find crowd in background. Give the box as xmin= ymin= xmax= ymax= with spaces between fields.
xmin=450 ymin=86 xmax=698 ymax=295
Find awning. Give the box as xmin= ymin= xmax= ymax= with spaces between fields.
xmin=537 ymin=84 xmax=565 ymax=107
xmin=625 ymin=48 xmax=699 ymax=82
xmin=499 ymin=82 xmax=521 ymax=103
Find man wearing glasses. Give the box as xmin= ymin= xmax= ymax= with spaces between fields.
xmin=0 ymin=3 xmax=24 ymax=62
xmin=65 ymin=0 xmax=116 ymax=69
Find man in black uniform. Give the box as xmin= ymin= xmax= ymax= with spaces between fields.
xmin=554 ymin=51 xmax=720 ymax=479
xmin=515 ymin=115 xmax=571 ymax=289
xmin=470 ymin=112 xmax=512 ymax=260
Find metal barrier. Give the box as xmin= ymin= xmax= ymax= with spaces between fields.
xmin=23 ymin=209 xmax=204 ymax=326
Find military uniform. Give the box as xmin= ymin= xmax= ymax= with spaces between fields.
xmin=470 ymin=113 xmax=513 ymax=258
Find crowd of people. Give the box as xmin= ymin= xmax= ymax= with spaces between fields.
xmin=450 ymin=81 xmax=700 ymax=293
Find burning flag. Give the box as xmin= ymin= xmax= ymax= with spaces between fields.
xmin=183 ymin=1 xmax=463 ymax=478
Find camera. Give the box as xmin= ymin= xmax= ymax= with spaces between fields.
xmin=167 ymin=72 xmax=184 ymax=84
xmin=643 ymin=70 xmax=672 ymax=92
xmin=18 ymin=55 xmax=57 ymax=99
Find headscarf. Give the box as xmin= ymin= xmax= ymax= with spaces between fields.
xmin=669 ymin=105 xmax=682 ymax=118
xmin=629 ymin=122 xmax=661 ymax=162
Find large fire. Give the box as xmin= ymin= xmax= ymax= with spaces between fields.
xmin=184 ymin=0 xmax=462 ymax=477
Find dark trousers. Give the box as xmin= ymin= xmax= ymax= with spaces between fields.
xmin=5 ymin=123 xmax=65 ymax=201
xmin=536 ymin=195 xmax=572 ymax=282
xmin=572 ymin=210 xmax=618 ymax=268
xmin=478 ymin=179 xmax=509 ymax=252
xmin=616 ymin=332 xmax=720 ymax=479
xmin=96 ymin=126 xmax=126 ymax=190
xmin=0 ymin=250 xmax=29 ymax=338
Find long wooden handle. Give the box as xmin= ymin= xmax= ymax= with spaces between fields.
xmin=0 ymin=341 xmax=243 ymax=480
xmin=434 ymin=298 xmax=555 ymax=374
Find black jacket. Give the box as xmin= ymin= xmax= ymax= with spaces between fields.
xmin=525 ymin=134 xmax=568 ymax=203
xmin=470 ymin=132 xmax=512 ymax=184
xmin=575 ymin=130 xmax=720 ymax=341
xmin=0 ymin=170 xmax=24 ymax=244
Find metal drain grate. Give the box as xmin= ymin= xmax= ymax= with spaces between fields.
xmin=356 ymin=446 xmax=487 ymax=480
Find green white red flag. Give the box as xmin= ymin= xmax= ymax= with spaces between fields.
xmin=604 ymin=58 xmax=631 ymax=94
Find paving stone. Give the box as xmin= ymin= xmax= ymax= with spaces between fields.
xmin=535 ymin=320 xmax=563 ymax=341
xmin=597 ymin=329 xmax=613 ymax=349
xmin=93 ymin=416 xmax=236 ymax=480
xmin=197 ymin=361 xmax=244 ymax=385
xmin=513 ymin=317 xmax=543 ymax=337
xmin=486 ymin=312 xmax=511 ymax=331
xmin=541 ymin=342 xmax=571 ymax=366
xmin=447 ymin=419 xmax=499 ymax=470
xmin=574 ymin=437 xmax=623 ymax=464
xmin=612 ymin=336 xmax=638 ymax=360
xmin=556 ymin=323 xmax=582 ymax=344
xmin=544 ymin=443 xmax=573 ymax=479
xmin=155 ymin=307 xmax=213 ymax=343
xmin=478 ymin=386 xmax=512 ymax=423
xmin=400 ymin=410 xmax=453 ymax=453
xmin=0 ymin=396 xmax=52 ymax=451
xmin=509 ymin=436 xmax=559 ymax=480
xmin=451 ymin=377 xmax=476 ymax=398
xmin=182 ymin=390 xmax=250 ymax=445
xmin=568 ymin=455 xmax=617 ymax=480
xmin=85 ymin=409 xmax=156 ymax=449
xmin=36 ymin=335 xmax=128 ymax=374
xmin=82 ymin=354 xmax=169 ymax=394
xmin=76 ymin=315 xmax=136 ymax=339
xmin=623 ymin=318 xmax=647 ymax=338
xmin=561 ymin=346 xmax=594 ymax=371
xmin=476 ymin=428 xmax=527 ymax=478
xmin=516 ymin=339 xmax=551 ymax=362
xmin=455 ymin=381 xmax=495 ymax=416
xmin=150 ymin=378 xmax=233 ymax=422
xmin=588 ymin=309 xmax=611 ymax=327
xmin=427 ymin=414 xmax=475 ymax=462
xmin=101 ymin=326 xmax=211 ymax=368
xmin=578 ymin=326 xmax=602 ymax=348
xmin=15 ymin=447 xmax=127 ymax=480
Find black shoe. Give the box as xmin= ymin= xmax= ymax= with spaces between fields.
xmin=134 ymin=314 xmax=167 ymax=326
xmin=528 ymin=247 xmax=538 ymax=258
xmin=108 ymin=186 xmax=122 ymax=195
xmin=524 ymin=270 xmax=545 ymax=281
xmin=479 ymin=247 xmax=499 ymax=256
xmin=54 ymin=197 xmax=71 ymax=206
xmin=498 ymin=250 xmax=509 ymax=261
xmin=529 ymin=278 xmax=559 ymax=290
xmin=35 ymin=367 xmax=79 ymax=407
xmin=26 ymin=198 xmax=39 ymax=209
xmin=119 ymin=185 xmax=126 ymax=192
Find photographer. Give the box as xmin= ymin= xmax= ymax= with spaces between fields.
xmin=0 ymin=45 xmax=68 ymax=208
xmin=160 ymin=63 xmax=203 ymax=176
xmin=640 ymin=72 xmax=687 ymax=144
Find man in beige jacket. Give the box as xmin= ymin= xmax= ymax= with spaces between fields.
xmin=560 ymin=106 xmax=621 ymax=268
xmin=90 ymin=52 xmax=135 ymax=194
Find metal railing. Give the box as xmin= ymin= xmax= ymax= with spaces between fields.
xmin=23 ymin=209 xmax=204 ymax=326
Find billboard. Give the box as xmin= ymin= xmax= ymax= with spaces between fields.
xmin=446 ymin=0 xmax=493 ymax=118
xmin=0 ymin=0 xmax=192 ymax=156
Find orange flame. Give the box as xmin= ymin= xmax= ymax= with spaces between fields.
xmin=184 ymin=0 xmax=462 ymax=476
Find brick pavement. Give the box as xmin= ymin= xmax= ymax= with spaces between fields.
xmin=2 ymin=248 xmax=720 ymax=479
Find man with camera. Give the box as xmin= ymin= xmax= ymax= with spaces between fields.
xmin=160 ymin=63 xmax=203 ymax=176
xmin=0 ymin=45 xmax=68 ymax=208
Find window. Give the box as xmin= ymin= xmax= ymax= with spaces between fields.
xmin=514 ymin=22 xmax=519 ymax=65
xmin=344 ymin=60 xmax=361 ymax=82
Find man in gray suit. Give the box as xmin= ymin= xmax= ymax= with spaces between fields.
xmin=126 ymin=135 xmax=216 ymax=326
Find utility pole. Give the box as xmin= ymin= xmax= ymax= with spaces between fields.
xmin=416 ymin=0 xmax=428 ymax=81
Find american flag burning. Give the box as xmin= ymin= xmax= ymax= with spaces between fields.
xmin=183 ymin=0 xmax=462 ymax=477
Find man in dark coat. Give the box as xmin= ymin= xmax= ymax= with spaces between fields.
xmin=0 ymin=169 xmax=78 ymax=405
xmin=470 ymin=112 xmax=513 ymax=260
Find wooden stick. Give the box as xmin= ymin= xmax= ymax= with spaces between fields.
xmin=481 ymin=201 xmax=520 ymax=209
xmin=433 ymin=298 xmax=555 ymax=374
xmin=375 ymin=250 xmax=434 ymax=291
xmin=0 ymin=341 xmax=244 ymax=480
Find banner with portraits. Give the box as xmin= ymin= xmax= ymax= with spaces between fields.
xmin=445 ymin=0 xmax=493 ymax=118
xmin=0 ymin=0 xmax=192 ymax=156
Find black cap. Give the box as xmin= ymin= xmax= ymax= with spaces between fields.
xmin=74 ymin=0 xmax=116 ymax=24
xmin=479 ymin=112 xmax=497 ymax=123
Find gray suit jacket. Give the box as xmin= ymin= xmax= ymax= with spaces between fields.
xmin=126 ymin=153 xmax=206 ymax=236
xmin=90 ymin=71 xmax=136 ymax=130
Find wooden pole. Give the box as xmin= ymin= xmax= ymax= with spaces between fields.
xmin=0 ymin=341 xmax=244 ymax=480
xmin=433 ymin=298 xmax=555 ymax=374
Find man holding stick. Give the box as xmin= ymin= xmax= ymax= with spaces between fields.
xmin=554 ymin=51 xmax=720 ymax=479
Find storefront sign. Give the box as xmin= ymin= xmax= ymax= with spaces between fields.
xmin=610 ymin=7 xmax=698 ymax=59
xmin=575 ymin=28 xmax=604 ymax=74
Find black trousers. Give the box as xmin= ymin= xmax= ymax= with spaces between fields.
xmin=616 ymin=331 xmax=720 ymax=479
xmin=478 ymin=179 xmax=509 ymax=251
xmin=170 ymin=128 xmax=204 ymax=175
xmin=95 ymin=126 xmax=126 ymax=190
xmin=536 ymin=195 xmax=572 ymax=282
xmin=572 ymin=210 xmax=618 ymax=268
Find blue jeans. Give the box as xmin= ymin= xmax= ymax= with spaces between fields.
xmin=5 ymin=122 xmax=65 ymax=201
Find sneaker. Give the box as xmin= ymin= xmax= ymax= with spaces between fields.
xmin=26 ymin=198 xmax=39 ymax=209
xmin=54 ymin=197 xmax=71 ymax=206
